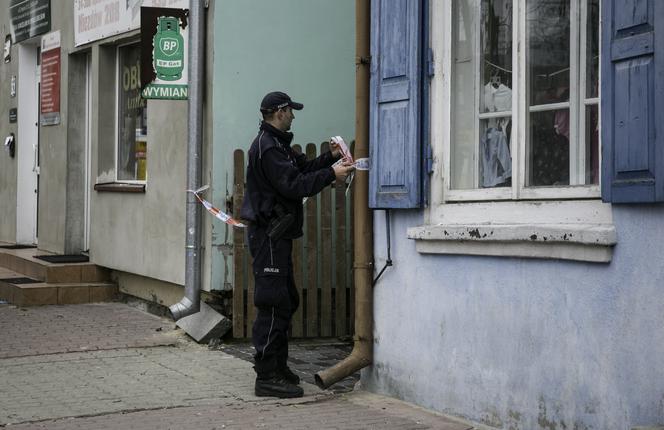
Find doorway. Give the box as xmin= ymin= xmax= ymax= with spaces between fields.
xmin=16 ymin=43 xmax=40 ymax=245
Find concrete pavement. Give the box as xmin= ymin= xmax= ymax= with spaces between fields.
xmin=216 ymin=340 xmax=360 ymax=394
xmin=0 ymin=302 xmax=473 ymax=429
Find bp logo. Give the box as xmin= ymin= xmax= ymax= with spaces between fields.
xmin=159 ymin=38 xmax=180 ymax=56
xmin=153 ymin=17 xmax=184 ymax=81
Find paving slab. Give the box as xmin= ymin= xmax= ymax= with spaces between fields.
xmin=0 ymin=303 xmax=175 ymax=359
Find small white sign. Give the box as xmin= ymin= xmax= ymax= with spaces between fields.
xmin=41 ymin=30 xmax=61 ymax=51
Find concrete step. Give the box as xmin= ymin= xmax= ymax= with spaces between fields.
xmin=0 ymin=268 xmax=117 ymax=306
xmin=0 ymin=247 xmax=110 ymax=284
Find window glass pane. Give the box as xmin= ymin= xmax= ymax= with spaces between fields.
xmin=118 ymin=44 xmax=147 ymax=181
xmin=528 ymin=0 xmax=570 ymax=106
xmin=480 ymin=117 xmax=512 ymax=188
xmin=528 ymin=109 xmax=570 ymax=186
xmin=585 ymin=104 xmax=599 ymax=184
xmin=452 ymin=0 xmax=513 ymax=190
xmin=527 ymin=1 xmax=570 ymax=188
xmin=451 ymin=0 xmax=477 ymax=190
xmin=480 ymin=0 xmax=513 ymax=114
xmin=586 ymin=0 xmax=600 ymax=98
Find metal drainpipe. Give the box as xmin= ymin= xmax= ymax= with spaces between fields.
xmin=170 ymin=0 xmax=205 ymax=321
xmin=315 ymin=0 xmax=373 ymax=389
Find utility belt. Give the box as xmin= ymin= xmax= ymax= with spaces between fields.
xmin=264 ymin=202 xmax=294 ymax=241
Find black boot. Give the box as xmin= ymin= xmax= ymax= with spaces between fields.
xmin=280 ymin=365 xmax=300 ymax=385
xmin=255 ymin=373 xmax=304 ymax=398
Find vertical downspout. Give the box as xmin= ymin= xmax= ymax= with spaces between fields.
xmin=170 ymin=0 xmax=205 ymax=321
xmin=315 ymin=0 xmax=373 ymax=389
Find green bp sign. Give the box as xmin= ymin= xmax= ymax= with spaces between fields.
xmin=154 ymin=18 xmax=184 ymax=81
xmin=141 ymin=8 xmax=188 ymax=100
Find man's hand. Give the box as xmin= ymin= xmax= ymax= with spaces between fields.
xmin=333 ymin=161 xmax=355 ymax=182
xmin=330 ymin=141 xmax=342 ymax=158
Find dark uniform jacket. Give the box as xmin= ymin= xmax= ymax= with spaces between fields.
xmin=240 ymin=122 xmax=338 ymax=239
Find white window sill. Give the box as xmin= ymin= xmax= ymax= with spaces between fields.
xmin=411 ymin=200 xmax=617 ymax=263
xmin=408 ymin=223 xmax=616 ymax=263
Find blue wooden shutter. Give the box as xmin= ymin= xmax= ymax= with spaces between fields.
xmin=601 ymin=0 xmax=664 ymax=202
xmin=369 ymin=0 xmax=422 ymax=208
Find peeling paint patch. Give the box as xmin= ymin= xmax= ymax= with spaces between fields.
xmin=538 ymin=397 xmax=557 ymax=430
xmin=507 ymin=409 xmax=523 ymax=430
xmin=584 ymin=400 xmax=599 ymax=414
xmin=537 ymin=396 xmax=573 ymax=430
xmin=480 ymin=407 xmax=504 ymax=428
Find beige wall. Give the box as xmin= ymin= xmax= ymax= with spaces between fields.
xmin=1 ymin=2 xmax=214 ymax=293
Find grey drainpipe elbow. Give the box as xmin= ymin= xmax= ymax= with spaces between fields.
xmin=170 ymin=0 xmax=205 ymax=321
xmin=170 ymin=296 xmax=195 ymax=321
xmin=315 ymin=0 xmax=373 ymax=389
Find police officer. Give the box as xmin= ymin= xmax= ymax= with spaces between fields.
xmin=240 ymin=91 xmax=354 ymax=398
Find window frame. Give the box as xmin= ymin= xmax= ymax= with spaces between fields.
xmin=442 ymin=0 xmax=601 ymax=203
xmin=115 ymin=41 xmax=147 ymax=184
xmin=419 ymin=0 xmax=613 ymax=263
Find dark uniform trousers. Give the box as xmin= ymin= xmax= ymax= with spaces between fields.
xmin=248 ymin=225 xmax=300 ymax=377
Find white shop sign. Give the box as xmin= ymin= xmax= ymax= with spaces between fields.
xmin=74 ymin=0 xmax=188 ymax=47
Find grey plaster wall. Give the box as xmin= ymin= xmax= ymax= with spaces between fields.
xmin=89 ymin=71 xmax=189 ymax=285
xmin=0 ymin=16 xmax=18 ymax=243
xmin=64 ymin=52 xmax=88 ymax=254
xmin=366 ymin=205 xmax=664 ymax=430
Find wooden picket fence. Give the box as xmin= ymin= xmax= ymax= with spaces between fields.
xmin=232 ymin=142 xmax=355 ymax=339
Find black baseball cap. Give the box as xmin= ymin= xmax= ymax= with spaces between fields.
xmin=260 ymin=91 xmax=304 ymax=113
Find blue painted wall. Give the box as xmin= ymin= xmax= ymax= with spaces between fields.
xmin=211 ymin=0 xmax=356 ymax=290
xmin=365 ymin=205 xmax=664 ymax=429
